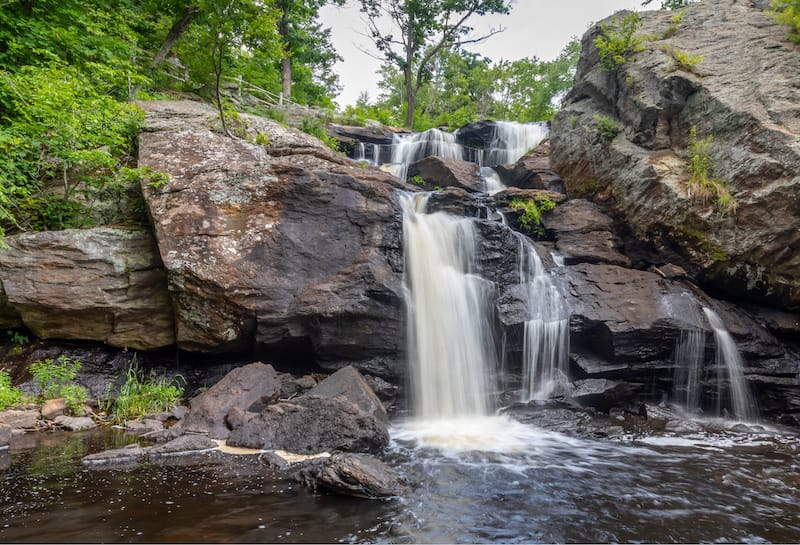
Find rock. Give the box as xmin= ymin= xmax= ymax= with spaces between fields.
xmin=81 ymin=443 xmax=150 ymax=466
xmin=494 ymin=142 xmax=566 ymax=193
xmin=0 ymin=423 xmax=11 ymax=447
xmin=551 ymin=0 xmax=800 ymax=311
xmin=179 ymin=362 xmax=280 ymax=439
xmin=227 ymin=394 xmax=389 ymax=454
xmin=0 ymin=228 xmax=174 ymax=350
xmin=569 ymin=379 xmax=632 ymax=412
xmin=124 ymin=418 xmax=164 ymax=436
xmin=651 ymin=263 xmax=689 ymax=280
xmin=279 ymin=374 xmax=317 ymax=399
xmin=138 ymin=100 xmax=407 ymax=376
xmin=308 ymin=366 xmax=387 ymax=423
xmin=292 ymin=452 xmax=404 ymax=499
xmin=261 ymin=450 xmax=331 ymax=470
xmin=0 ymin=280 xmax=22 ymax=329
xmin=456 ymin=120 xmax=500 ymax=149
xmin=170 ymin=405 xmax=189 ymax=420
xmin=406 ymin=156 xmax=482 ymax=192
xmin=363 ymin=375 xmax=399 ymax=402
xmin=147 ymin=434 xmax=218 ymax=458
xmin=41 ymin=398 xmax=68 ymax=421
xmin=53 ymin=416 xmax=96 ymax=431
xmin=0 ymin=409 xmax=40 ymax=430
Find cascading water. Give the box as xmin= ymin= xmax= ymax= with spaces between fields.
xmin=515 ymin=233 xmax=570 ymax=401
xmin=388 ymin=129 xmax=465 ymax=180
xmin=400 ymin=192 xmax=497 ymax=418
xmin=671 ymin=299 xmax=707 ymax=413
xmin=482 ymin=121 xmax=549 ymax=167
xmin=702 ymin=307 xmax=759 ymax=421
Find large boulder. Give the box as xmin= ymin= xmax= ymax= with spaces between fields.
xmin=227 ymin=394 xmax=389 ymax=454
xmin=550 ymin=0 xmax=800 ymax=311
xmin=0 ymin=228 xmax=173 ymax=350
xmin=494 ymin=141 xmax=566 ymax=193
xmin=292 ymin=452 xmax=404 ymax=499
xmin=179 ymin=362 xmax=280 ymax=439
xmin=308 ymin=366 xmax=388 ymax=423
xmin=406 ymin=156 xmax=483 ymax=192
xmin=137 ymin=100 xmax=407 ymax=377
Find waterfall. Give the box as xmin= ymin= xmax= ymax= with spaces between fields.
xmin=401 ymin=192 xmax=498 ymax=418
xmin=354 ymin=142 xmax=365 ymax=162
xmin=480 ymin=166 xmax=506 ymax=194
xmin=389 ymin=129 xmax=464 ymax=180
xmin=672 ymin=327 xmax=706 ymax=412
xmin=515 ymin=234 xmax=570 ymax=401
xmin=482 ymin=121 xmax=549 ymax=167
xmin=702 ymin=307 xmax=758 ymax=421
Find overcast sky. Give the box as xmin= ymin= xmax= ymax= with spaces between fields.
xmin=320 ymin=0 xmax=645 ymax=107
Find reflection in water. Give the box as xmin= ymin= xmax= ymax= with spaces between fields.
xmin=1 ymin=419 xmax=799 ymax=543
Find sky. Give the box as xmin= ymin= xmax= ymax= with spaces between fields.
xmin=320 ymin=0 xmax=645 ymax=107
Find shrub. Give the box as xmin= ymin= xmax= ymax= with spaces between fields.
xmin=660 ymin=45 xmax=703 ymax=72
xmin=0 ymin=370 xmax=24 ymax=410
xmin=594 ymin=115 xmax=621 ymax=139
xmin=409 ymin=175 xmax=427 ymax=186
xmin=510 ymin=196 xmax=557 ymax=236
xmin=661 ymin=10 xmax=686 ymax=38
xmin=686 ymin=126 xmax=737 ymax=215
xmin=299 ymin=115 xmax=341 ymax=152
xmin=770 ymin=0 xmax=800 ymax=42
xmin=29 ymin=355 xmax=89 ymax=414
xmin=595 ymin=12 xmax=646 ymax=72
xmin=108 ymin=362 xmax=184 ymax=422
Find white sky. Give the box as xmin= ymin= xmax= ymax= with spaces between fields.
xmin=320 ymin=0 xmax=645 ymax=108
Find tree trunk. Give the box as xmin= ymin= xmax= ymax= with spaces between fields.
xmin=279 ymin=5 xmax=292 ymax=102
xmin=281 ymin=56 xmax=292 ymax=102
xmin=150 ymin=6 xmax=199 ymax=70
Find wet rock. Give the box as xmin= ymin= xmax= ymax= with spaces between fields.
xmin=124 ymin=419 xmax=164 ymax=436
xmin=293 ymin=452 xmax=404 ymax=499
xmin=227 ymin=394 xmax=389 ymax=454
xmin=279 ymin=373 xmax=317 ymax=399
xmin=363 ymin=375 xmax=399 ymax=403
xmin=224 ymin=406 xmax=256 ymax=431
xmin=0 ymin=409 xmax=40 ymax=431
xmin=261 ymin=450 xmax=331 ymax=470
xmin=54 ymin=416 xmax=96 ymax=432
xmin=308 ymin=366 xmax=387 ymax=423
xmin=0 ymin=228 xmax=174 ymax=350
xmin=406 ymin=156 xmax=482 ymax=192
xmin=81 ymin=443 xmax=150 ymax=466
xmin=651 ymin=263 xmax=689 ymax=280
xmin=0 ymin=423 xmax=11 ymax=447
xmin=147 ymin=434 xmax=218 ymax=457
xmin=179 ymin=362 xmax=280 ymax=439
xmin=41 ymin=398 xmax=68 ymax=421
xmin=456 ymin=120 xmax=499 ymax=149
xmin=170 ymin=405 xmax=189 ymax=420
xmin=551 ymin=0 xmax=800 ymax=311
xmin=569 ymin=379 xmax=633 ymax=412
xmin=494 ymin=142 xmax=566 ymax=193
xmin=138 ymin=100 xmax=407 ymax=377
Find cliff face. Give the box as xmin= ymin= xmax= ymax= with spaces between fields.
xmin=550 ymin=0 xmax=800 ymax=311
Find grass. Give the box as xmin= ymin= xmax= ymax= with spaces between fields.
xmin=107 ymin=362 xmax=184 ymax=423
xmin=686 ymin=126 xmax=737 ymax=216
xmin=594 ymin=114 xmax=621 ymax=139
xmin=510 ymin=195 xmax=557 ymax=236
xmin=0 ymin=370 xmax=24 ymax=410
xmin=29 ymin=355 xmax=88 ymax=415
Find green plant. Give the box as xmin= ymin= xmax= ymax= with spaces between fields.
xmin=661 ymin=10 xmax=686 ymax=38
xmin=770 ymin=0 xmax=800 ymax=42
xmin=510 ymin=195 xmax=557 ymax=236
xmin=254 ymin=132 xmax=270 ymax=147
xmin=29 ymin=355 xmax=88 ymax=414
xmin=409 ymin=175 xmax=427 ymax=186
xmin=594 ymin=115 xmax=621 ymax=138
xmin=0 ymin=370 xmax=24 ymax=410
xmin=686 ymin=126 xmax=737 ymax=215
xmin=660 ymin=45 xmax=703 ymax=72
xmin=594 ymin=12 xmax=646 ymax=72
xmin=299 ymin=115 xmax=341 ymax=152
xmin=108 ymin=362 xmax=184 ymax=422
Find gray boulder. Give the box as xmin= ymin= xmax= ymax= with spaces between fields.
xmin=0 ymin=423 xmax=11 ymax=447
xmin=148 ymin=434 xmax=218 ymax=457
xmin=406 ymin=156 xmax=483 ymax=192
xmin=53 ymin=416 xmax=96 ymax=432
xmin=292 ymin=452 xmax=404 ymax=499
xmin=0 ymin=409 xmax=40 ymax=431
xmin=308 ymin=366 xmax=387 ymax=423
xmin=179 ymin=362 xmax=280 ymax=439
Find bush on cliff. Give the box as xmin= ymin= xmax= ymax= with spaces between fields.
xmin=770 ymin=0 xmax=800 ymax=41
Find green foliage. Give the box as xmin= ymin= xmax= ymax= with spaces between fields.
xmin=254 ymin=132 xmax=271 ymax=147
xmin=686 ymin=126 xmax=737 ymax=215
xmin=108 ymin=362 xmax=184 ymax=423
xmin=770 ymin=0 xmax=800 ymax=42
xmin=0 ymin=370 xmax=24 ymax=410
xmin=594 ymin=115 xmax=621 ymax=138
xmin=29 ymin=355 xmax=88 ymax=414
xmin=595 ymin=12 xmax=646 ymax=72
xmin=661 ymin=10 xmax=686 ymax=38
xmin=7 ymin=331 xmax=29 ymax=347
xmin=510 ymin=196 xmax=557 ymax=236
xmin=409 ymin=175 xmax=427 ymax=186
xmin=299 ymin=115 xmax=341 ymax=151
xmin=642 ymin=0 xmax=694 ymax=8
xmin=660 ymin=45 xmax=703 ymax=71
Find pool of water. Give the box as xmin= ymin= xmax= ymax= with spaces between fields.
xmin=1 ymin=408 xmax=799 ymax=543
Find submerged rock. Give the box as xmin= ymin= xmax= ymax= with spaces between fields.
xmin=82 ymin=444 xmax=150 ymax=466
xmin=292 ymin=452 xmax=404 ymax=499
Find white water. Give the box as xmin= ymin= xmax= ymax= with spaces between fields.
xmin=389 ymin=129 xmax=464 ymax=180
xmin=515 ymin=234 xmax=570 ymax=401
xmin=702 ymin=307 xmax=759 ymax=421
xmin=401 ymin=192 xmax=498 ymax=419
xmin=482 ymin=121 xmax=549 ymax=167
xmin=671 ymin=300 xmax=708 ymax=412
xmin=479 ymin=166 xmax=506 ymax=195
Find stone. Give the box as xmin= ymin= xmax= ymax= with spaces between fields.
xmin=227 ymin=394 xmax=389 ymax=454
xmin=147 ymin=434 xmax=218 ymax=457
xmin=308 ymin=366 xmax=387 ymax=423
xmin=363 ymin=374 xmax=399 ymax=402
xmin=124 ymin=419 xmax=164 ymax=436
xmin=0 ymin=409 xmax=40 ymax=430
xmin=569 ymin=379 xmax=632 ymax=412
xmin=494 ymin=142 xmax=566 ymax=193
xmin=179 ymin=362 xmax=280 ymax=439
xmin=138 ymin=100 xmax=407 ymax=376
xmin=0 ymin=423 xmax=11 ymax=447
xmin=41 ymin=398 xmax=68 ymax=421
xmin=406 ymin=156 xmax=483 ymax=192
xmin=292 ymin=452 xmax=404 ymax=499
xmin=170 ymin=405 xmax=189 ymax=420
xmin=81 ymin=443 xmax=150 ymax=466
xmin=53 ymin=416 xmax=96 ymax=432
xmin=551 ymin=0 xmax=800 ymax=311
xmin=0 ymin=228 xmax=174 ymax=350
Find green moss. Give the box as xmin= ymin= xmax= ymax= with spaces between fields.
xmin=686 ymin=126 xmax=737 ymax=216
xmin=509 ymin=195 xmax=557 ymax=236
xmin=593 ymin=114 xmax=621 ymax=138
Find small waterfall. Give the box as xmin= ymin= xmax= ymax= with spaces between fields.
xmin=401 ymin=192 xmax=498 ymax=419
xmin=354 ymin=142 xmax=366 ymax=162
xmin=480 ymin=166 xmax=506 ymax=195
xmin=516 ymin=234 xmax=570 ymax=401
xmin=389 ymin=129 xmax=464 ymax=180
xmin=483 ymin=121 xmax=549 ymax=167
xmin=671 ymin=300 xmax=707 ymax=412
xmin=702 ymin=308 xmax=759 ymax=421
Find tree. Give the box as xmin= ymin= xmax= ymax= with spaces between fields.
xmin=358 ymin=0 xmax=510 ymax=128
xmin=641 ymin=0 xmax=694 ymax=9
